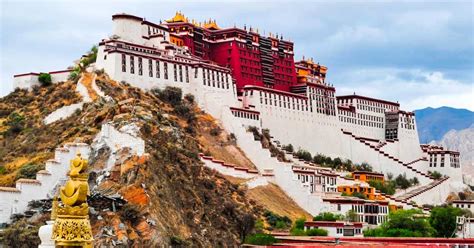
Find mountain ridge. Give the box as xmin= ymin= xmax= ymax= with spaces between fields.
xmin=414 ymin=106 xmax=474 ymax=143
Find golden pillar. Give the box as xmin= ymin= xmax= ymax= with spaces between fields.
xmin=52 ymin=153 xmax=93 ymax=247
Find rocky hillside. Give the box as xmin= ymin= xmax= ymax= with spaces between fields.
xmin=415 ymin=106 xmax=474 ymax=143
xmin=0 ymin=72 xmax=308 ymax=246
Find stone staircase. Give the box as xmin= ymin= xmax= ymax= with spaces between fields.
xmin=341 ymin=129 xmax=433 ymax=181
xmin=225 ymin=117 xmax=329 ymax=215
xmin=395 ymin=176 xmax=450 ymax=202
xmin=0 ymin=142 xmax=90 ymax=224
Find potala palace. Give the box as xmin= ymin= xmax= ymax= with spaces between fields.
xmin=8 ymin=12 xmax=469 ymax=234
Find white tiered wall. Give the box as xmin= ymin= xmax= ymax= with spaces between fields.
xmin=0 ymin=143 xmax=90 ymax=224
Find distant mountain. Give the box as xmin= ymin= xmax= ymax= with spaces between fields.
xmin=435 ymin=125 xmax=474 ymax=166
xmin=414 ymin=107 xmax=474 ymax=143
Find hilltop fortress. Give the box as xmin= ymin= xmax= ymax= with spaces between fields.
xmin=12 ymin=12 xmax=466 ymax=226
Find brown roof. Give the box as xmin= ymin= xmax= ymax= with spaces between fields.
xmin=0 ymin=187 xmax=21 ymax=193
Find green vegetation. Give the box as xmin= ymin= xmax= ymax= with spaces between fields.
xmin=16 ymin=163 xmax=43 ymax=180
xmin=244 ymin=233 xmax=277 ymax=245
xmin=282 ymin=144 xmax=294 ymax=153
xmin=365 ymin=206 xmax=471 ymax=238
xmin=263 ymin=210 xmax=291 ymax=230
xmin=306 ymin=228 xmax=328 ymax=236
xmin=5 ymin=112 xmax=25 ymax=135
xmin=152 ymin=86 xmax=182 ymax=105
xmin=38 ymin=73 xmax=52 ymax=86
xmin=368 ymin=179 xmax=396 ymax=195
xmin=428 ymin=170 xmax=443 ymax=180
xmin=80 ymin=45 xmax=98 ymax=68
xmin=312 ymin=153 xmax=369 ymax=172
xmin=290 ymin=217 xmax=328 ymax=236
xmin=313 ymin=212 xmax=344 ymax=221
xmin=295 ymin=149 xmax=312 ymax=161
xmin=429 ymin=206 xmax=465 ymax=237
xmin=2 ymin=219 xmax=41 ymax=247
xmin=364 ymin=209 xmax=434 ymax=237
xmin=345 ymin=210 xmax=358 ymax=222
xmin=368 ymin=173 xmax=420 ymax=195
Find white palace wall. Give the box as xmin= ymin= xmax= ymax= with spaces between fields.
xmin=0 ymin=143 xmax=90 ymax=224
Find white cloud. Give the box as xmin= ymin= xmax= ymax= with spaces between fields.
xmin=335 ymin=67 xmax=474 ymax=111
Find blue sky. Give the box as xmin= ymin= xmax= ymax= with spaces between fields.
xmin=1 ymin=0 xmax=473 ymax=111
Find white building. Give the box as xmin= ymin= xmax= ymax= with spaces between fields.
xmin=304 ymin=221 xmax=365 ymax=237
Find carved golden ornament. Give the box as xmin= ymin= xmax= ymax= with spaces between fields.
xmin=52 ymin=216 xmax=93 ymax=246
xmin=52 ymin=152 xmax=93 ymax=247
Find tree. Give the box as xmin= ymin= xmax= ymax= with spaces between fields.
xmin=429 ymin=206 xmax=464 ymax=237
xmin=295 ymin=149 xmax=312 ymax=162
xmin=312 ymin=154 xmax=326 ymax=165
xmin=395 ymin=173 xmax=411 ymax=189
xmin=238 ymin=214 xmax=256 ymax=242
xmin=346 ymin=210 xmax=358 ymax=222
xmin=282 ymin=144 xmax=294 ymax=153
xmin=411 ymin=177 xmax=419 ymax=186
xmin=364 ymin=209 xmax=434 ymax=237
xmin=290 ymin=217 xmax=307 ymax=236
xmin=355 ymin=162 xmax=373 ymax=172
xmin=333 ymin=158 xmax=343 ymax=168
xmin=38 ymin=73 xmax=52 ymax=86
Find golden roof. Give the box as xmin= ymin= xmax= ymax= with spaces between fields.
xmin=203 ymin=18 xmax=219 ymax=30
xmin=166 ymin=11 xmax=188 ymax=23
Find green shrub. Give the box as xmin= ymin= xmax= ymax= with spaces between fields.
xmin=368 ymin=179 xmax=396 ymax=195
xmin=2 ymin=219 xmax=40 ymax=247
xmin=244 ymin=233 xmax=277 ymax=245
xmin=68 ymin=71 xmax=79 ymax=81
xmin=152 ymin=86 xmax=183 ymax=105
xmin=263 ymin=210 xmax=291 ymax=229
xmin=16 ymin=164 xmax=42 ymax=180
xmin=38 ymin=73 xmax=52 ymax=86
xmin=306 ymin=228 xmax=328 ymax=236
xmin=0 ymin=165 xmax=6 ymax=175
xmin=355 ymin=162 xmax=373 ymax=172
xmin=428 ymin=171 xmax=442 ymax=180
xmin=295 ymin=149 xmax=312 ymax=162
xmin=282 ymin=144 xmax=294 ymax=153
xmin=289 ymin=228 xmax=306 ymax=236
xmin=313 ymin=212 xmax=343 ymax=221
xmin=351 ymin=192 xmax=367 ymax=199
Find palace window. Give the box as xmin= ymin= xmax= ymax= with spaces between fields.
xmin=195 ymin=67 xmax=198 ymax=78
xmin=185 ymin=66 xmax=189 ymax=83
xmin=173 ymin=64 xmax=177 ymax=81
xmin=138 ymin=57 xmax=143 ymax=76
xmin=179 ymin=65 xmax=183 ymax=82
xmin=164 ymin=62 xmax=168 ymax=79
xmin=149 ymin=59 xmax=153 ymax=77
xmin=121 ymin=54 xmax=126 ymax=72
xmin=130 ymin=56 xmax=135 ymax=74
xmin=207 ymin=70 xmax=211 ymax=86
xmin=441 ymin=155 xmax=445 ymax=167
xmin=212 ymin=71 xmax=215 ymax=87
xmin=156 ymin=60 xmax=160 ymax=78
xmin=203 ymin=69 xmax=206 ymax=84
